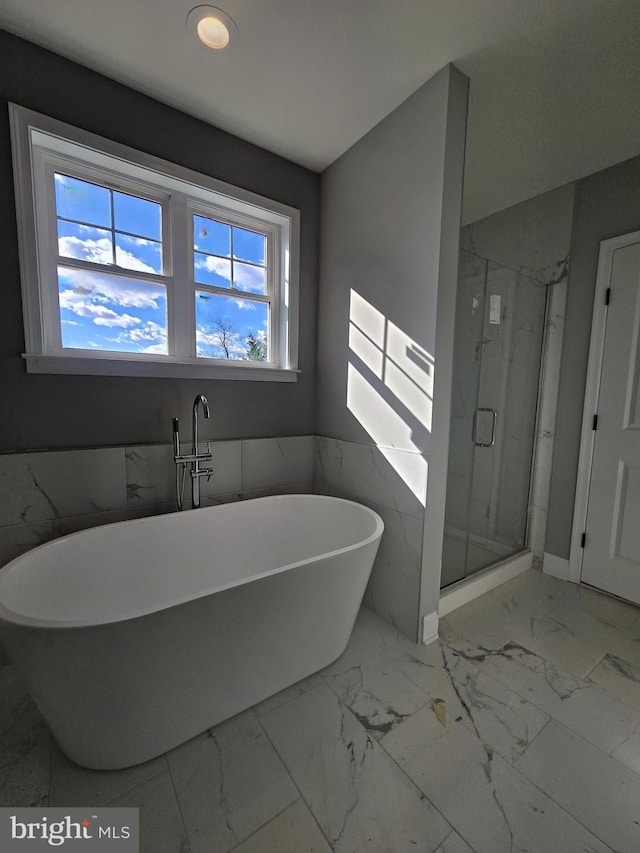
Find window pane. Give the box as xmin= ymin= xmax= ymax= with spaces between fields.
xmin=194 ymin=252 xmax=231 ymax=287
xmin=115 ymin=233 xmax=162 ymax=274
xmin=232 ymin=226 xmax=265 ymax=264
xmin=58 ymin=267 xmax=167 ymax=354
xmin=194 ymin=215 xmax=230 ymax=256
xmin=195 ymin=291 xmax=268 ymax=361
xmin=233 ymin=261 xmax=266 ymax=295
xmin=55 ymin=174 xmax=111 ymax=228
xmin=57 ymin=220 xmax=113 ymax=264
xmin=114 ymin=192 xmax=161 ymax=241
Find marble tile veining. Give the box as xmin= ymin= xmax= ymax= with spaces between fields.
xmin=260 ymin=681 xmax=451 ymax=852
xmin=441 ymin=621 xmax=640 ymax=756
xmin=384 ymin=723 xmax=610 ymax=853
xmin=168 ymin=709 xmax=298 ymax=853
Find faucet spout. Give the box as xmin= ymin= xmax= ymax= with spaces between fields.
xmin=192 ymin=393 xmax=210 ymax=453
xmin=191 ymin=394 xmax=212 ymax=509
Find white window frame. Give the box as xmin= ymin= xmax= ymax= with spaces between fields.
xmin=9 ymin=104 xmax=300 ymax=381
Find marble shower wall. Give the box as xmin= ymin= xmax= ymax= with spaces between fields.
xmin=0 ymin=436 xmax=314 ymax=570
xmin=450 ymin=183 xmax=575 ymax=565
xmin=314 ymin=436 xmax=426 ymax=640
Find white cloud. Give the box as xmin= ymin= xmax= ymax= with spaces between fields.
xmin=107 ymin=320 xmax=168 ymax=351
xmin=60 ymin=235 xmax=157 ymax=275
xmin=60 ymin=269 xmax=164 ymax=310
xmin=233 ymin=263 xmax=265 ymax=294
xmin=233 ymin=299 xmax=257 ymax=310
xmin=93 ymin=313 xmax=141 ymax=328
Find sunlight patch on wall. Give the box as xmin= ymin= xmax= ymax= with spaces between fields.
xmin=347 ymin=289 xmax=433 ymax=506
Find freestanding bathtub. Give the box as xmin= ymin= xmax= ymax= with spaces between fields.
xmin=0 ymin=494 xmax=383 ymax=770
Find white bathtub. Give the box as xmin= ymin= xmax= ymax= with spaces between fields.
xmin=0 ymin=494 xmax=383 ymax=770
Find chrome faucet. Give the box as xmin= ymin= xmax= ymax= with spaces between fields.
xmin=172 ymin=394 xmax=213 ymax=510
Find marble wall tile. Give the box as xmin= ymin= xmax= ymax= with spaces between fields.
xmin=383 ymin=722 xmax=610 ymax=853
xmin=353 ymin=604 xmax=406 ymax=651
xmin=167 ymin=709 xmax=298 ymax=853
xmin=0 ymin=448 xmax=126 ymax=525
xmin=200 ymin=439 xmax=241 ymax=498
xmin=260 ymin=681 xmax=451 ymax=853
xmin=0 ymin=520 xmax=52 ymax=569
xmin=515 ymin=720 xmax=640 ymax=853
xmin=241 ymin=436 xmax=314 ymax=491
xmin=125 ymin=444 xmax=175 ymax=508
xmin=460 ymin=183 xmax=575 ymax=286
xmin=372 ymin=504 xmax=424 ymax=583
xmin=110 ymin=771 xmax=190 ymax=853
xmin=315 ymin=435 xmax=426 ymax=518
xmin=365 ymin=559 xmax=420 ymax=642
xmin=232 ymin=798 xmax=332 ymax=853
xmin=50 ymin=502 xmax=177 ymax=538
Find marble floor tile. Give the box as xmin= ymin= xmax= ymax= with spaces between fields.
xmin=352 ymin=604 xmax=406 ymax=651
xmin=49 ymin=742 xmax=167 ymax=808
xmin=501 ymin=612 xmax=607 ymax=679
xmin=516 ymin=720 xmax=640 ymax=853
xmin=167 ymin=709 xmax=298 ymax=853
xmin=486 ymin=568 xmax=571 ymax=618
xmin=110 ymin=770 xmax=190 ymax=853
xmin=434 ymin=831 xmax=476 ymax=853
xmin=611 ymin=728 xmax=640 ymax=775
xmin=588 ymin=653 xmax=640 ymax=712
xmin=321 ymin=634 xmax=430 ymax=739
xmin=0 ymin=667 xmax=50 ymax=808
xmin=384 ymin=723 xmax=611 ymax=853
xmin=552 ymin=583 xmax=640 ymax=633
xmin=260 ymin=681 xmax=451 ymax=853
xmin=544 ymin=600 xmax=640 ymax=667
xmin=231 ymin=799 xmax=332 ymax=853
xmin=442 ymin=647 xmax=549 ymax=764
xmin=443 ymin=626 xmax=640 ymax=755
xmin=443 ymin=589 xmax=605 ymax=679
xmin=379 ymin=638 xmax=469 ymax=729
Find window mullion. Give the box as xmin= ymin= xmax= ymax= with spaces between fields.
xmin=171 ymin=193 xmax=192 ymax=358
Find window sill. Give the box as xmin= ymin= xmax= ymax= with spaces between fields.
xmin=23 ymin=354 xmax=300 ymax=382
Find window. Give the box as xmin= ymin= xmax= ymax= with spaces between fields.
xmin=10 ymin=105 xmax=300 ymax=380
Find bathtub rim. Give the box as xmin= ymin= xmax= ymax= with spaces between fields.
xmin=0 ymin=494 xmax=384 ymax=630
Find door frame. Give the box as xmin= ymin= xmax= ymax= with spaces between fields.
xmin=569 ymin=229 xmax=640 ymax=584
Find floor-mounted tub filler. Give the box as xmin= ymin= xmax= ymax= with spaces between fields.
xmin=0 ymin=494 xmax=383 ymax=769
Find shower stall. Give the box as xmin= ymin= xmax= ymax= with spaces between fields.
xmin=441 ymin=250 xmax=547 ymax=588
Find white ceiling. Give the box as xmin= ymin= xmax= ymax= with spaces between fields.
xmin=1 ymin=0 xmax=639 ymax=223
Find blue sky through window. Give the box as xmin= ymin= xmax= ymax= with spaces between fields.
xmin=54 ymin=175 xmax=269 ymax=359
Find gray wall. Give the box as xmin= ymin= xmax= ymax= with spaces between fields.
xmin=547 ymin=154 xmax=640 ymax=558
xmin=316 ymin=65 xmax=468 ymax=639
xmin=0 ymin=30 xmax=319 ymax=452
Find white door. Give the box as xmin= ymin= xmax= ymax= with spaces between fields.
xmin=581 ymin=240 xmax=640 ymax=604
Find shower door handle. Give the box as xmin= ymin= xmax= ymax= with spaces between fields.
xmin=472 ymin=407 xmax=497 ymax=447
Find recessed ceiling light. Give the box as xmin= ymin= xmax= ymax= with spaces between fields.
xmin=187 ymin=6 xmax=238 ymax=50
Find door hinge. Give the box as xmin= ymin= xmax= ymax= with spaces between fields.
xmin=605 ymin=287 xmax=611 ymax=305
xmin=581 ymin=532 xmax=586 ymax=548
xmin=593 ymin=414 xmax=598 ymax=431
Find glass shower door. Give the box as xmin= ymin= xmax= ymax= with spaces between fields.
xmin=441 ymin=251 xmax=547 ymax=588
